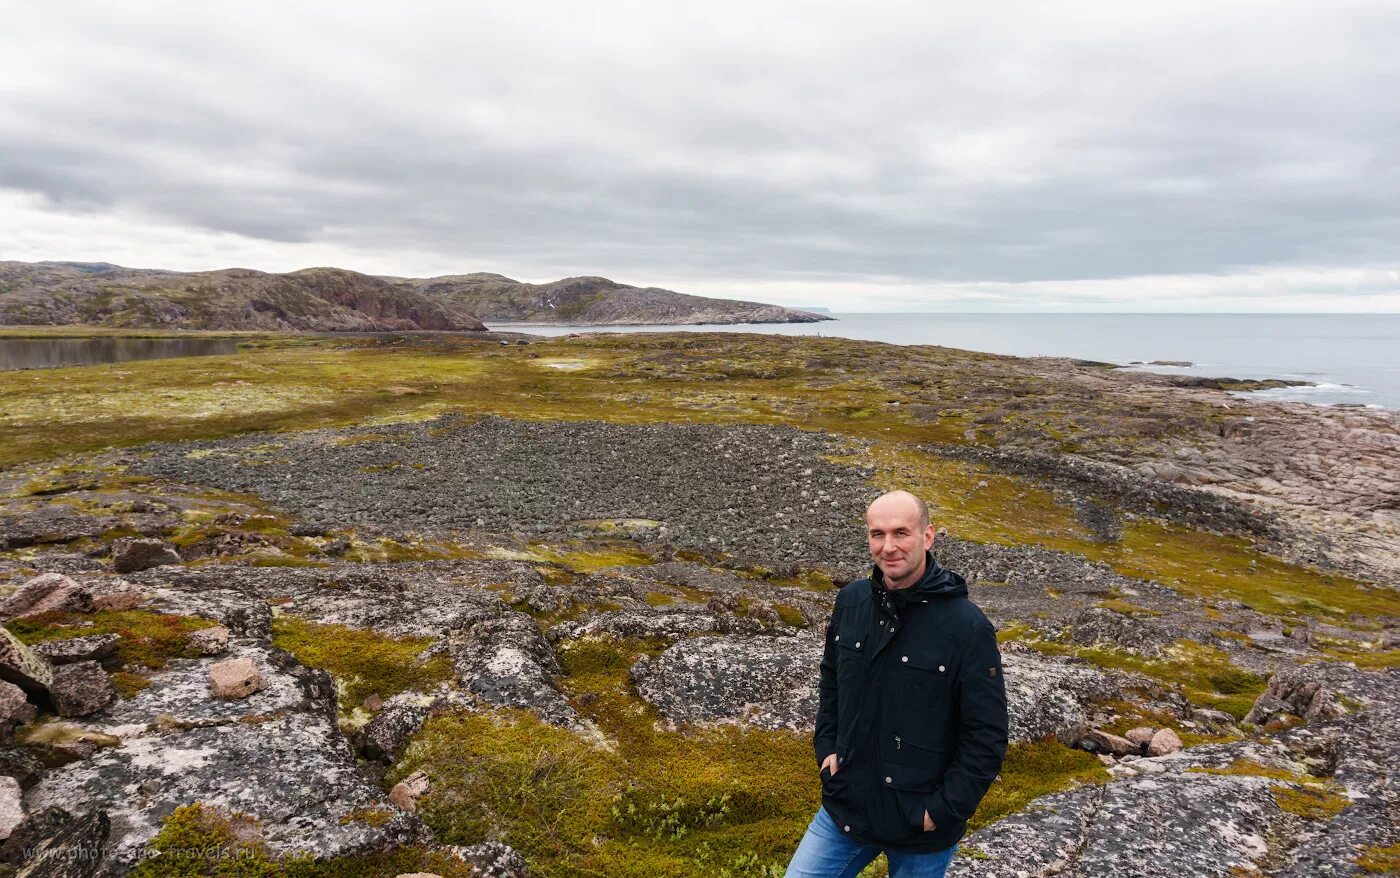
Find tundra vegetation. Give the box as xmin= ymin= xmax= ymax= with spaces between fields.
xmin=0 ymin=328 xmax=1394 ymax=877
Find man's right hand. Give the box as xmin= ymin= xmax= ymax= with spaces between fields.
xmin=821 ymin=753 xmax=839 ymax=776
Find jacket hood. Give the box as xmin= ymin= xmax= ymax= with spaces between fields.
xmin=871 ymin=550 xmax=967 ymax=605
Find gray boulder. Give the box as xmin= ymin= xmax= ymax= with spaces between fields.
xmin=49 ymin=662 xmax=118 ymax=718
xmin=1243 ymin=666 xmax=1346 ymax=726
xmin=110 ymin=538 xmax=181 ymax=574
xmin=0 ymin=680 xmax=36 ymax=745
xmin=0 ymin=573 xmax=94 ymax=621
xmin=630 ymin=633 xmax=822 ymax=731
xmin=33 ymin=634 xmax=120 ymax=667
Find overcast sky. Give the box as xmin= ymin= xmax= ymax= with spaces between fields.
xmin=2 ymin=0 xmax=1398 ymax=311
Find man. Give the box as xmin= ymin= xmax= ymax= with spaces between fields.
xmin=785 ymin=490 xmax=1008 ymax=878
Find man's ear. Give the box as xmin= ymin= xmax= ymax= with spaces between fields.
xmin=924 ymin=525 xmax=936 ymax=550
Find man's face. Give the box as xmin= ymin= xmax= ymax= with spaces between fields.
xmin=866 ymin=497 xmax=934 ymax=586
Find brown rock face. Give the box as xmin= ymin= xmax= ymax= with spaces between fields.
xmin=1082 ymin=729 xmax=1140 ymax=757
xmin=50 ymin=662 xmax=118 ymax=718
xmin=208 ymin=657 xmax=264 ymax=699
xmin=1125 ymin=727 xmax=1156 ymax=746
xmin=389 ymin=770 xmax=431 ymax=813
xmin=0 ymin=627 xmax=55 ymax=696
xmin=111 ymin=538 xmax=181 ymax=573
xmin=1243 ymin=667 xmax=1346 ymax=726
xmin=1147 ymin=728 xmax=1184 ymax=756
xmin=0 ymin=680 xmax=37 ymax=745
xmin=0 ymin=573 xmax=95 ymax=620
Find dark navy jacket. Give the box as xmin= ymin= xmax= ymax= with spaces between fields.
xmin=814 ymin=552 xmax=1008 ymax=851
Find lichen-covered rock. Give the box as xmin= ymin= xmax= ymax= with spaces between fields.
xmin=1000 ymin=645 xmax=1126 ymax=744
xmin=25 ymin=711 xmax=422 ymax=872
xmin=443 ymin=841 xmax=531 ymax=878
xmin=0 ymin=627 xmax=55 ymax=697
xmin=141 ymin=586 xmax=273 ymax=639
xmin=110 ymin=538 xmax=181 ymax=574
xmin=949 ymin=772 xmax=1292 ymax=877
xmin=208 ymin=657 xmax=266 ymax=700
xmin=186 ymin=625 xmax=230 ymax=656
xmin=0 ymin=746 xmax=42 ymax=789
xmin=9 ymin=808 xmax=109 ymax=877
xmin=85 ymin=644 xmax=317 ymax=739
xmin=630 ymin=633 xmax=822 ymax=731
xmin=447 ymin=614 xmax=576 ymax=727
xmin=49 ymin=661 xmax=118 ymax=718
xmin=0 ymin=680 xmax=36 ymax=745
xmin=33 ymin=634 xmax=121 ymax=667
xmin=550 ymin=605 xmax=772 ymax=642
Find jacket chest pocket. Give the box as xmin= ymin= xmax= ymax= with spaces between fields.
xmin=834 ymin=629 xmax=868 ymax=686
xmin=887 ymin=650 xmax=954 ymax=742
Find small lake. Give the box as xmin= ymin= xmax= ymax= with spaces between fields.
xmin=0 ymin=337 xmax=240 ymax=371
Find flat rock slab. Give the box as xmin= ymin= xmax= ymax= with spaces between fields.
xmin=134 ymin=561 xmax=544 ymax=640
xmin=81 ymin=643 xmax=315 ymax=739
xmin=24 ymin=711 xmax=420 ymax=872
xmin=631 ymin=633 xmax=823 ymax=731
xmin=950 ymin=772 xmax=1289 ymax=877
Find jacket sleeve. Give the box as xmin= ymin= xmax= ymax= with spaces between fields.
xmin=813 ymin=607 xmax=840 ymax=765
xmin=925 ymin=620 xmax=1008 ymax=828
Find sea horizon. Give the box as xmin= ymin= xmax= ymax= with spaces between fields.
xmin=491 ymin=312 xmax=1400 ymax=410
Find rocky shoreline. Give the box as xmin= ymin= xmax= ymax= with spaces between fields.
xmin=0 ymin=331 xmax=1394 ymax=877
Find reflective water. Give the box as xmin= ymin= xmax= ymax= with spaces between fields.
xmin=0 ymin=337 xmax=239 ymax=371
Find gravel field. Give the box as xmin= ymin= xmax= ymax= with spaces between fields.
xmin=130 ymin=414 xmax=877 ymax=566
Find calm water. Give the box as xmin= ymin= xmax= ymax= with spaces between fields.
xmin=493 ymin=313 xmax=1400 ymax=409
xmin=0 ymin=337 xmax=239 ymax=371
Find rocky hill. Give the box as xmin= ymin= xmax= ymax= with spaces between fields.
xmin=387 ymin=272 xmax=831 ymax=324
xmin=0 ymin=262 xmax=489 ymax=333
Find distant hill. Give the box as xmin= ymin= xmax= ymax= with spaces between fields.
xmin=0 ymin=262 xmax=830 ymax=331
xmin=387 ymin=273 xmax=832 ymax=325
xmin=0 ymin=262 xmax=486 ymax=332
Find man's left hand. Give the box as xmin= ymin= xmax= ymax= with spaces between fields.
xmin=923 ymin=810 xmax=936 ymax=831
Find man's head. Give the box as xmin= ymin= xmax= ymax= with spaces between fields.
xmin=866 ymin=490 xmax=934 ymax=589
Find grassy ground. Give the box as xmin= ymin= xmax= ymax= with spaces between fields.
xmin=5 ymin=329 xmax=1394 ymax=876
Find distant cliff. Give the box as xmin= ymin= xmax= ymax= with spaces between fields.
xmin=388 ymin=273 xmax=832 ymax=325
xmin=0 ymin=262 xmax=486 ymax=332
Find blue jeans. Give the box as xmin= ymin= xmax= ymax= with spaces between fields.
xmin=785 ymin=807 xmax=957 ymax=877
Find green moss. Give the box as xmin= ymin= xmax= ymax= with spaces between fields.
xmin=1000 ymin=624 xmax=1266 ymax=719
xmin=131 ymin=802 xmax=293 ymax=877
xmin=772 ymin=604 xmax=808 ymax=628
xmin=1355 ymin=843 xmax=1400 ymax=874
xmin=269 ymin=616 xmax=453 ymax=711
xmin=111 ymin=670 xmax=154 ymax=697
xmin=1271 ymin=784 xmax=1350 ymax=820
xmin=970 ymin=738 xmax=1108 ymax=830
xmin=7 ymin=609 xmax=217 ymax=670
xmin=1188 ymin=759 xmax=1303 ymax=782
xmin=643 ymin=592 xmax=677 ymax=607
xmin=385 ymin=636 xmax=819 ymax=877
xmin=1094 ymin=598 xmax=1158 ymax=616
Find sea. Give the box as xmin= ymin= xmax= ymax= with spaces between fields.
xmin=492 ymin=313 xmax=1400 ymax=410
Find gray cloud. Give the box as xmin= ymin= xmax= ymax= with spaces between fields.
xmin=1 ymin=0 xmax=1398 ymax=309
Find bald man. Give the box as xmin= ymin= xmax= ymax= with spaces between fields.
xmin=785 ymin=491 xmax=1008 ymax=877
